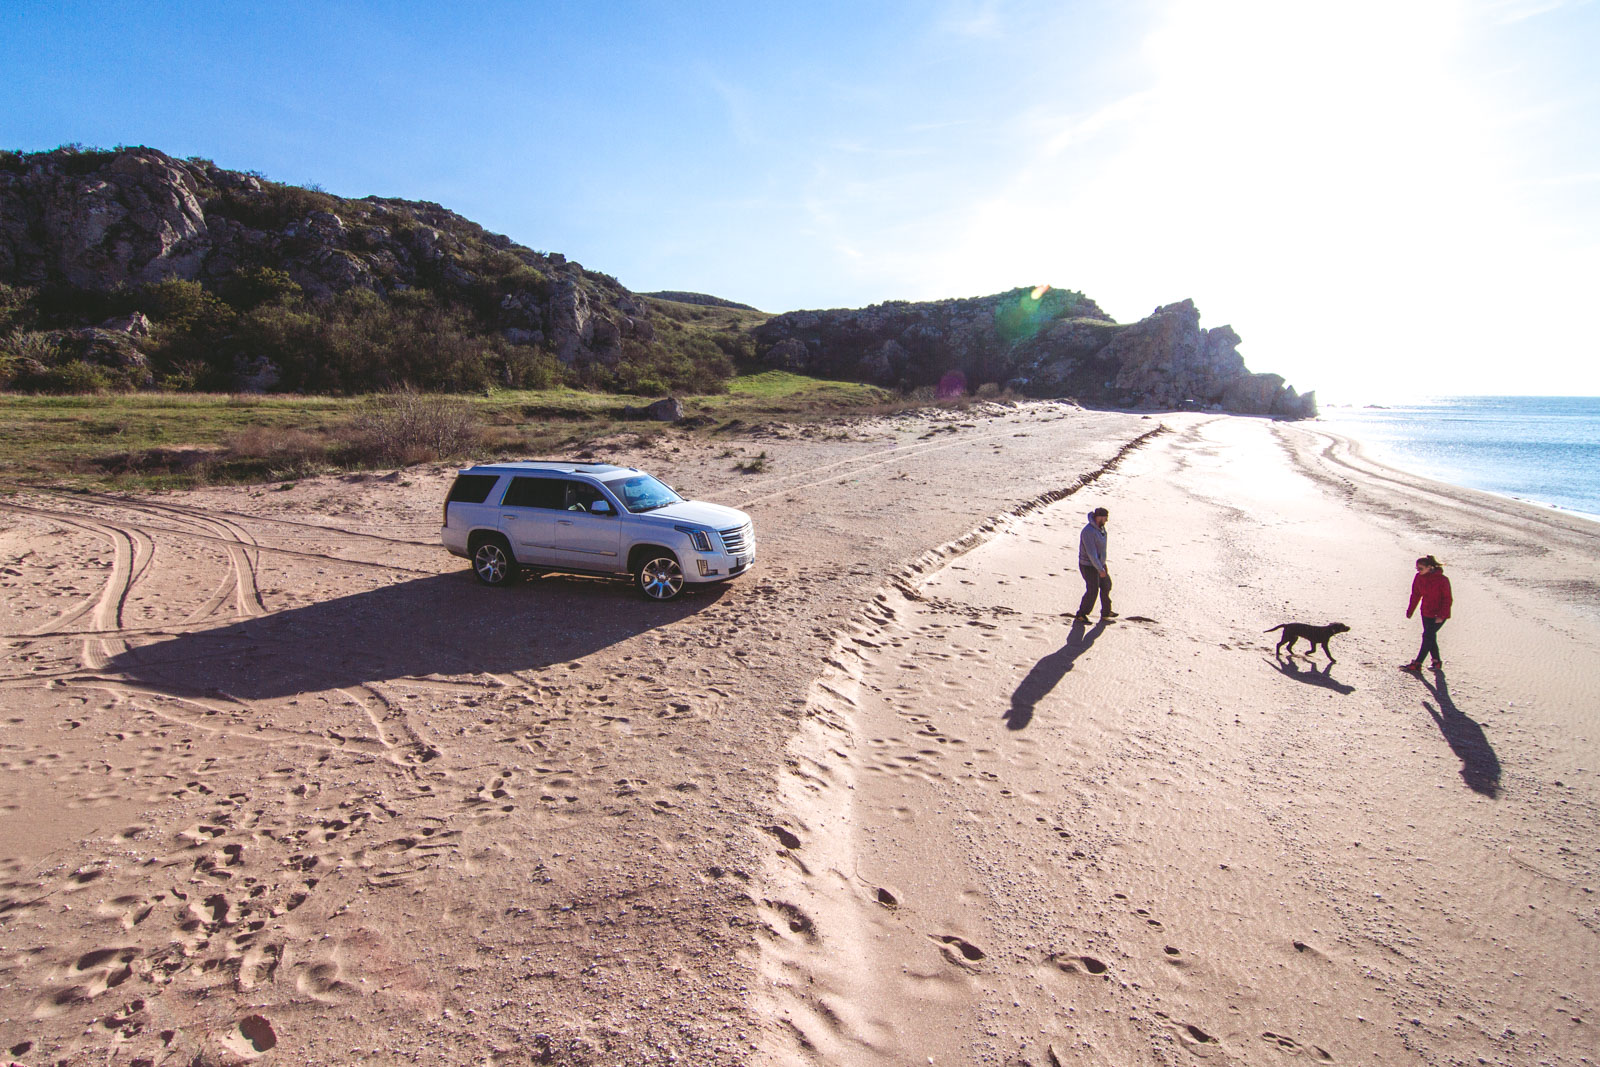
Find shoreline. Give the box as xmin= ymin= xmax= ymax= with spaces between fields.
xmin=1314 ymin=396 xmax=1600 ymax=524
xmin=1339 ymin=424 xmax=1600 ymax=528
xmin=1323 ymin=420 xmax=1600 ymax=528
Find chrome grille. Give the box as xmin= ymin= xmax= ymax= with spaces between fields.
xmin=719 ymin=523 xmax=753 ymax=556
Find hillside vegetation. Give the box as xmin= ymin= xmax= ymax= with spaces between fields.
xmin=0 ymin=146 xmax=762 ymax=397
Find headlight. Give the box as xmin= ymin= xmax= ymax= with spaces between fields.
xmin=675 ymin=526 xmax=713 ymax=552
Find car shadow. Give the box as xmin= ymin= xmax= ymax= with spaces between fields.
xmin=1268 ymin=655 xmax=1356 ymax=694
xmin=103 ymin=570 xmax=727 ymax=701
xmin=1004 ymin=618 xmax=1106 ymax=731
xmin=1417 ymin=670 xmax=1502 ymax=799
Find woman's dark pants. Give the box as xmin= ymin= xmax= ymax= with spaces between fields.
xmin=1416 ymin=616 xmax=1445 ymax=664
xmin=1077 ymin=565 xmax=1112 ymax=617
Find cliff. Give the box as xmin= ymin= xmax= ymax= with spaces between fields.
xmin=755 ymin=289 xmax=1315 ymax=418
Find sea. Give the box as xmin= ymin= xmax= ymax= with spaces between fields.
xmin=1316 ymin=396 xmax=1600 ymax=525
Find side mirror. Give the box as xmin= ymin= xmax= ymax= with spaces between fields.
xmin=589 ymin=499 xmax=613 ymax=515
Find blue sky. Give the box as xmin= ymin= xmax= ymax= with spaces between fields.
xmin=4 ymin=0 xmax=1597 ymax=399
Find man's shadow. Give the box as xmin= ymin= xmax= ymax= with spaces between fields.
xmin=1269 ymin=655 xmax=1356 ymax=695
xmin=1417 ymin=671 xmax=1501 ymax=798
xmin=103 ymin=571 xmax=724 ymax=701
xmin=1005 ymin=618 xmax=1106 ymax=730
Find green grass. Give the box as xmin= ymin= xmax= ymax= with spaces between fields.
xmin=0 ymin=373 xmax=899 ymax=490
xmin=697 ymin=371 xmax=895 ymax=413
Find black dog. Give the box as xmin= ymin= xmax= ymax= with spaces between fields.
xmin=1265 ymin=622 xmax=1350 ymax=663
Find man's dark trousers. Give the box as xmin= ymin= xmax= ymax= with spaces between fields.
xmin=1077 ymin=564 xmax=1111 ymax=617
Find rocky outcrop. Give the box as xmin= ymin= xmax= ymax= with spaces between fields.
xmin=1090 ymin=300 xmax=1314 ymax=417
xmin=0 ymin=146 xmax=650 ymax=373
xmin=756 ymin=291 xmax=1315 ymax=418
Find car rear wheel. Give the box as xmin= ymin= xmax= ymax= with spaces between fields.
xmin=472 ymin=538 xmax=518 ymax=586
xmin=635 ymin=554 xmax=683 ymax=601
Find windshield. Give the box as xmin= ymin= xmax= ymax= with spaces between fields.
xmin=606 ymin=473 xmax=683 ymax=513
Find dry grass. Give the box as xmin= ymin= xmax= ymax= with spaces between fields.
xmin=347 ymin=390 xmax=481 ymax=466
xmin=0 ymin=373 xmax=1009 ymax=490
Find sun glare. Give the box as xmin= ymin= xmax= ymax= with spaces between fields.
xmin=943 ymin=0 xmax=1597 ymax=398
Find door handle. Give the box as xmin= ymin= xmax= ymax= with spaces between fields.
xmin=557 ymin=520 xmax=573 ymax=526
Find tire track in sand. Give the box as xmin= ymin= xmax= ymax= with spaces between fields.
xmin=0 ymin=499 xmax=437 ymax=576
xmin=750 ymin=426 xmax=1165 ymax=1064
xmin=14 ymin=512 xmax=151 ymax=670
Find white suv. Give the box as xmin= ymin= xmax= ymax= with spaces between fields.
xmin=441 ymin=461 xmax=756 ymax=600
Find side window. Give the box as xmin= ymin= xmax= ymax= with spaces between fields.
xmin=564 ymin=480 xmax=610 ymax=512
xmin=501 ymin=476 xmax=565 ymax=509
xmin=447 ymin=474 xmax=500 ymax=504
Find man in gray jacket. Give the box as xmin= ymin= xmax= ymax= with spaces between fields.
xmin=1074 ymin=506 xmax=1116 ymax=622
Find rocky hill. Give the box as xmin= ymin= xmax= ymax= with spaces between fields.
xmin=1 ymin=145 xmax=1312 ymax=415
xmin=0 ymin=145 xmax=745 ymax=394
xmin=756 ymin=289 xmax=1314 ymax=417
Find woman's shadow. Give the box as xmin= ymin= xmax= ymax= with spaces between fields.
xmin=1416 ymin=671 xmax=1501 ymax=798
xmin=1005 ymin=618 xmax=1106 ymax=730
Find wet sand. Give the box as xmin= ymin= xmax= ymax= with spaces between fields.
xmin=1 ymin=405 xmax=1595 ymax=1065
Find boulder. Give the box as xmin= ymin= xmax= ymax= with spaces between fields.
xmin=621 ymin=397 xmax=683 ymax=422
xmin=100 ymin=311 xmax=152 ymax=337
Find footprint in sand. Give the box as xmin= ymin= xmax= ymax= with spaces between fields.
xmin=101 ymin=996 xmax=148 ymax=1038
xmin=95 ymin=892 xmax=158 ymax=930
xmin=1261 ymin=1031 xmax=1332 ymax=1060
xmin=227 ymin=925 xmax=280 ymax=984
xmin=762 ymin=824 xmax=802 ymax=850
xmin=31 ymin=947 xmax=139 ymax=1017
xmin=216 ymin=1014 xmax=278 ymax=1059
xmin=294 ymin=958 xmax=359 ymax=1003
xmin=1176 ymin=1023 xmax=1218 ymax=1046
xmin=931 ymin=934 xmax=987 ymax=965
xmin=1046 ymin=952 xmax=1109 ymax=976
xmin=761 ymin=900 xmax=818 ymax=942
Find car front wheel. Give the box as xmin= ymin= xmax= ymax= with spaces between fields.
xmin=472 ymin=538 xmax=519 ymax=586
xmin=635 ymin=554 xmax=683 ymax=601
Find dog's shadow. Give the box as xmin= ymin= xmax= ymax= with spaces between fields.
xmin=1268 ymin=654 xmax=1356 ymax=694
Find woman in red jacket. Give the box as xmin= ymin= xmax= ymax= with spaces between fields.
xmin=1402 ymin=555 xmax=1452 ymax=672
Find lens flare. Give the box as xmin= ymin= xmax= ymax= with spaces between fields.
xmin=1030 ymin=284 xmax=1051 ymax=300
xmin=937 ymin=370 xmax=967 ymax=399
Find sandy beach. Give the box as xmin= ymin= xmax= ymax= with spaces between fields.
xmin=2 ymin=404 xmax=1596 ymax=1066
